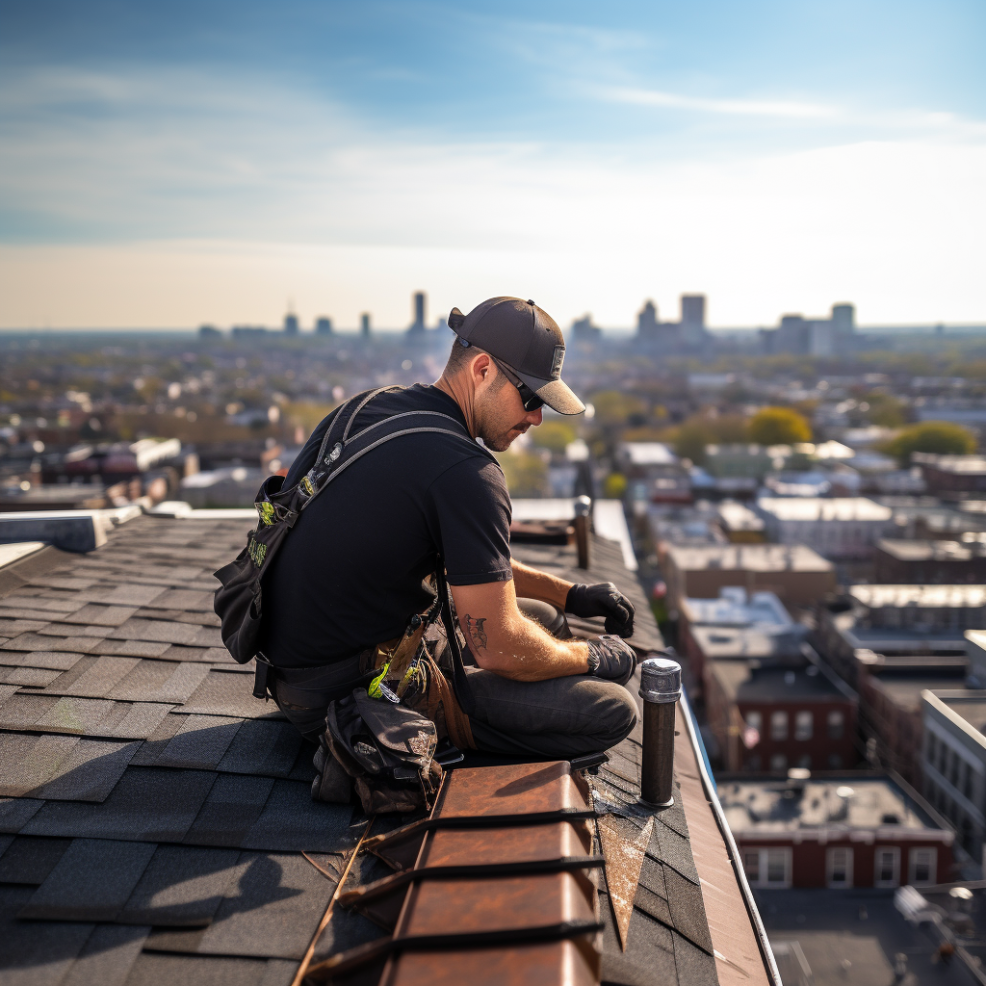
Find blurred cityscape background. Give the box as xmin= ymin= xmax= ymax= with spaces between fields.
xmin=2 ymin=2 xmax=986 ymax=983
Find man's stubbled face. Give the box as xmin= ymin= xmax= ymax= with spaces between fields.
xmin=475 ymin=373 xmax=542 ymax=452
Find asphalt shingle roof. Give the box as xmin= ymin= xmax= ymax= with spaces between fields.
xmin=0 ymin=512 xmax=720 ymax=986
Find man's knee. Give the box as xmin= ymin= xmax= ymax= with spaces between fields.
xmin=590 ymin=682 xmax=638 ymax=749
xmin=518 ymin=598 xmax=572 ymax=639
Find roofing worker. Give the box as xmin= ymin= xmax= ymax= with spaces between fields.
xmin=257 ymin=296 xmax=638 ymax=760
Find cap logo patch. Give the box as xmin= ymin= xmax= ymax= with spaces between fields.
xmin=551 ymin=345 xmax=565 ymax=380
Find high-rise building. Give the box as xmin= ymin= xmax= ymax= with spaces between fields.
xmin=637 ymin=300 xmax=659 ymax=340
xmin=315 ymin=317 xmax=333 ymax=335
xmin=681 ymin=295 xmax=706 ymax=329
xmin=831 ymin=304 xmax=855 ymax=336
xmin=360 ymin=313 xmax=371 ymax=336
xmin=408 ymin=291 xmax=426 ymax=334
xmin=283 ymin=313 xmax=299 ymax=335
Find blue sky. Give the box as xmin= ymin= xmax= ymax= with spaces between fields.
xmin=1 ymin=0 xmax=983 ymax=328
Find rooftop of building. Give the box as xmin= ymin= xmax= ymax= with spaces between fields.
xmin=716 ymin=502 xmax=765 ymax=533
xmin=680 ymin=588 xmax=795 ymax=632
xmin=618 ymin=442 xmax=679 ymax=467
xmin=756 ymin=497 xmax=892 ymax=522
xmin=855 ymin=650 xmax=969 ymax=673
xmin=850 ymin=584 xmax=986 ymax=609
xmin=924 ymin=690 xmax=986 ymax=736
xmin=913 ymin=454 xmax=986 ymax=474
xmin=876 ymin=538 xmax=986 ymax=562
xmin=710 ymin=661 xmax=843 ymax=704
xmin=0 ymin=508 xmax=771 ymax=986
xmin=837 ymin=623 xmax=968 ymax=653
xmin=664 ymin=542 xmax=834 ymax=574
xmin=689 ymin=626 xmax=805 ymax=662
xmin=719 ymin=775 xmax=945 ymax=835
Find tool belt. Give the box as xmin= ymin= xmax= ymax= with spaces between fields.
xmin=312 ymin=577 xmax=476 ymax=815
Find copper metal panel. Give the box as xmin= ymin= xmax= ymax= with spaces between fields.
xmin=598 ymin=815 xmax=654 ymax=952
xmin=438 ymin=761 xmax=589 ymax=819
xmin=420 ymin=820 xmax=592 ymax=868
xmin=380 ymin=937 xmax=599 ymax=986
xmin=398 ymin=870 xmax=595 ymax=939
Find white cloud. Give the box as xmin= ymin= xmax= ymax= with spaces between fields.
xmin=603 ymin=86 xmax=839 ymax=119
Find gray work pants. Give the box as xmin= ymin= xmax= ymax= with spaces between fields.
xmin=270 ymin=598 xmax=637 ymax=758
xmin=463 ymin=599 xmax=637 ymax=758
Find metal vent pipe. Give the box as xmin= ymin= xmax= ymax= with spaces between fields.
xmin=639 ymin=655 xmax=682 ymax=808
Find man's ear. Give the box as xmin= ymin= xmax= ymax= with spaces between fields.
xmin=470 ymin=351 xmax=493 ymax=385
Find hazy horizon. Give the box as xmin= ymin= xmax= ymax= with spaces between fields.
xmin=2 ymin=1 xmax=984 ymax=330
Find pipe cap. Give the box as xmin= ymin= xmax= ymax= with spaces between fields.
xmin=639 ymin=655 xmax=682 ymax=704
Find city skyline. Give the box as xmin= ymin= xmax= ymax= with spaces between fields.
xmin=1 ymin=1 xmax=984 ymax=329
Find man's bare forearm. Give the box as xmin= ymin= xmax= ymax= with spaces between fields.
xmin=461 ymin=607 xmax=590 ymax=681
xmin=509 ymin=558 xmax=573 ymax=610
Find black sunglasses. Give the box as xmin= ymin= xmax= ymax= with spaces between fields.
xmin=493 ymin=359 xmax=545 ymax=412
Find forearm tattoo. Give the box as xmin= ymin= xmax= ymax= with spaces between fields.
xmin=464 ymin=614 xmax=488 ymax=651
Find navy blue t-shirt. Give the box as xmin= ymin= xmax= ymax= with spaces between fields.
xmin=258 ymin=385 xmax=513 ymax=668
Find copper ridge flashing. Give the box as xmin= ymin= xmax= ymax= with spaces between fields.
xmin=305 ymin=761 xmax=604 ymax=984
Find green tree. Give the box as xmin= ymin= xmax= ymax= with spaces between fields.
xmin=602 ymin=472 xmax=628 ymax=499
xmin=748 ymin=406 xmax=812 ymax=445
xmin=673 ymin=420 xmax=716 ymax=465
xmin=590 ymin=390 xmax=647 ymax=428
xmin=887 ymin=421 xmax=976 ymax=465
xmin=496 ymin=451 xmax=551 ymax=497
xmin=529 ymin=420 xmax=576 ymax=454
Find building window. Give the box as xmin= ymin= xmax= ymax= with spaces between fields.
xmin=766 ymin=849 xmax=790 ymax=886
xmin=909 ymin=848 xmax=937 ymax=886
xmin=741 ymin=848 xmax=792 ymax=888
xmin=827 ymin=710 xmax=844 ymax=739
xmin=826 ymin=848 xmax=853 ymax=888
xmin=828 ymin=754 xmax=843 ymax=768
xmin=743 ymin=851 xmax=760 ymax=883
xmin=771 ymin=711 xmax=788 ymax=741
xmin=874 ymin=847 xmax=900 ymax=888
xmin=794 ymin=711 xmax=813 ymax=741
xmin=770 ymin=753 xmax=788 ymax=772
xmin=746 ymin=711 xmax=762 ymax=732
xmin=797 ymin=754 xmax=812 ymax=769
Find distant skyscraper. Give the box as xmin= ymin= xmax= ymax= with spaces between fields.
xmin=360 ymin=313 xmax=371 ymax=336
xmin=315 ymin=317 xmax=333 ymax=335
xmin=637 ymin=300 xmax=659 ymax=340
xmin=680 ymin=295 xmax=706 ymax=329
xmin=283 ymin=312 xmax=299 ymax=335
xmin=831 ymin=304 xmax=855 ymax=336
xmin=408 ymin=291 xmax=426 ymax=334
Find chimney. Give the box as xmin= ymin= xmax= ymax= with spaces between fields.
xmin=573 ymin=495 xmax=591 ymax=570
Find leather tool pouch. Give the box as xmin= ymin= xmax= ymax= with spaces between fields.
xmin=323 ymin=688 xmax=443 ymax=815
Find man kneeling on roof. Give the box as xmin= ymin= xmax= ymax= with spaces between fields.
xmin=257 ymin=297 xmax=638 ymax=761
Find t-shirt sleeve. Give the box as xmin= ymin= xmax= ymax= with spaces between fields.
xmin=429 ymin=455 xmax=513 ymax=585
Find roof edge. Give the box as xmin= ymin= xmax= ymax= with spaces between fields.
xmin=679 ymin=689 xmax=783 ymax=986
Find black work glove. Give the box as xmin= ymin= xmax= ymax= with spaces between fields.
xmin=566 ymin=582 xmax=635 ymax=638
xmin=586 ymin=635 xmax=636 ymax=685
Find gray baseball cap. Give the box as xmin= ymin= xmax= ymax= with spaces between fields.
xmin=447 ymin=297 xmax=585 ymax=415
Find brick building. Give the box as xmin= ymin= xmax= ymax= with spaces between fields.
xmin=874 ymin=538 xmax=986 ymax=584
xmin=705 ymin=658 xmax=857 ymax=773
xmin=855 ymin=651 xmax=967 ymax=789
xmin=915 ymin=453 xmax=986 ymax=499
xmin=720 ymin=774 xmax=953 ymax=889
xmin=661 ymin=543 xmax=835 ymax=609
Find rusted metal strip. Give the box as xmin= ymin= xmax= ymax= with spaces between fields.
xmin=291 ymin=818 xmax=376 ymax=986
